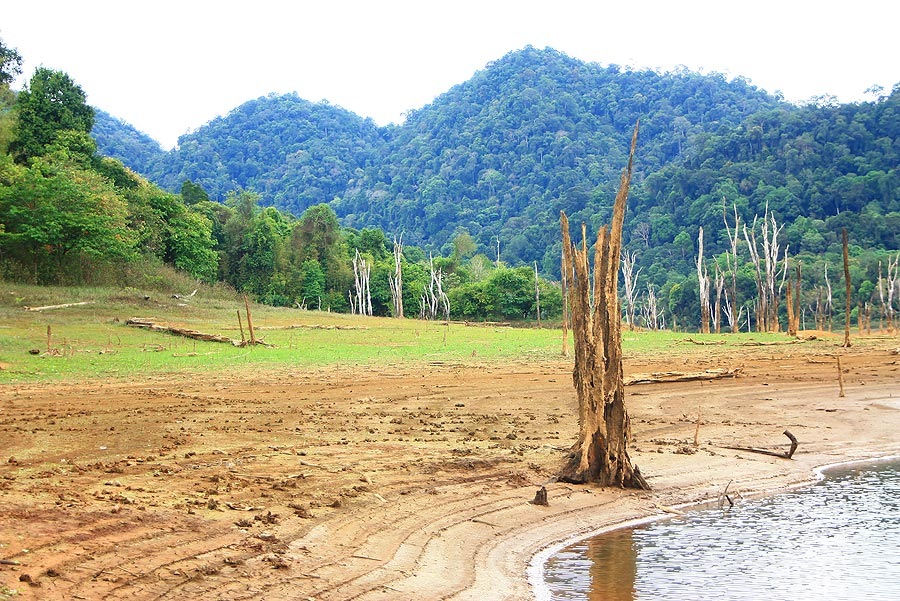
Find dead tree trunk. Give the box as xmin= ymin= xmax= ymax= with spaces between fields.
xmin=825 ymin=263 xmax=834 ymax=331
xmin=723 ymin=199 xmax=741 ymax=333
xmin=786 ymin=261 xmax=802 ymax=336
xmin=558 ymin=123 xmax=648 ymax=489
xmin=842 ymin=228 xmax=852 ymax=348
xmin=696 ymin=227 xmax=711 ymax=333
xmin=534 ymin=261 xmax=542 ymax=328
xmin=622 ymin=250 xmax=640 ymax=331
xmin=352 ymin=250 xmax=373 ymax=316
xmin=879 ymin=253 xmax=899 ymax=333
xmin=388 ymin=235 xmax=404 ymax=318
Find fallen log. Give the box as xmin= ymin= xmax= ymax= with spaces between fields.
xmin=23 ymin=301 xmax=93 ymax=312
xmin=126 ymin=318 xmax=243 ymax=346
xmin=737 ymin=338 xmax=809 ymax=347
xmin=253 ymin=324 xmax=368 ymax=331
xmin=722 ymin=430 xmax=799 ymax=459
xmin=681 ymin=337 xmax=726 ymax=345
xmin=625 ymin=367 xmax=742 ymax=385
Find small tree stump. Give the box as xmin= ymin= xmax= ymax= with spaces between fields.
xmin=531 ymin=486 xmax=549 ymax=506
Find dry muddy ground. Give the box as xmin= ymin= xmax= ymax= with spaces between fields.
xmin=1 ymin=335 xmax=899 ymax=600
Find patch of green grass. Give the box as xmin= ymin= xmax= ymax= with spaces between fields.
xmin=0 ymin=281 xmax=844 ymax=384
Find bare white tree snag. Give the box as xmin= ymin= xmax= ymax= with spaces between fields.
xmin=842 ymin=228 xmax=852 ymax=348
xmin=723 ymin=199 xmax=742 ymax=333
xmin=824 ymin=263 xmax=834 ymax=331
xmin=642 ymin=283 xmax=664 ymax=331
xmin=743 ymin=207 xmax=785 ymax=332
xmin=696 ymin=227 xmax=711 ymax=333
xmin=352 ymin=250 xmax=373 ymax=316
xmin=534 ymin=261 xmax=542 ymax=328
xmin=879 ymin=253 xmax=899 ymax=333
xmin=558 ymin=124 xmax=648 ymax=489
xmin=786 ymin=261 xmax=802 ymax=336
xmin=713 ymin=260 xmax=726 ymax=334
xmin=388 ymin=235 xmax=404 ymax=318
xmin=420 ymin=254 xmax=449 ymax=321
xmin=622 ymin=250 xmax=641 ymax=331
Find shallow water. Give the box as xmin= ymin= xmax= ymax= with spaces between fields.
xmin=543 ymin=459 xmax=900 ymax=600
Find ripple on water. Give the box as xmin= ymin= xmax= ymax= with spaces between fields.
xmin=543 ymin=460 xmax=900 ymax=601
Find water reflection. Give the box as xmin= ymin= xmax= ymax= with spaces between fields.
xmin=544 ymin=460 xmax=900 ymax=600
xmin=585 ymin=530 xmax=636 ymax=600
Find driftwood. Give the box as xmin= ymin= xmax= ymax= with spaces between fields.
xmin=723 ymin=430 xmax=799 ymax=459
xmin=736 ymin=338 xmax=809 ymax=347
xmin=126 ymin=318 xmax=246 ymax=346
xmin=625 ymin=368 xmax=742 ymax=385
xmin=682 ymin=337 xmax=726 ymax=345
xmin=23 ymin=301 xmax=93 ymax=312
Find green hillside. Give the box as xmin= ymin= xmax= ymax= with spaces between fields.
xmin=94 ymin=47 xmax=898 ymax=277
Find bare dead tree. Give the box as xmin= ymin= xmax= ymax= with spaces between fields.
xmin=842 ymin=228 xmax=852 ymax=348
xmin=642 ymin=284 xmax=664 ymax=331
xmin=713 ymin=259 xmax=726 ymax=334
xmin=420 ymin=254 xmax=450 ymax=321
xmin=743 ymin=207 xmax=785 ymax=332
xmin=388 ymin=235 xmax=404 ymax=318
xmin=621 ymin=250 xmax=641 ymax=331
xmin=351 ymin=250 xmax=373 ymax=316
xmin=722 ymin=288 xmax=735 ymax=332
xmin=723 ymin=199 xmax=742 ymax=333
xmin=557 ymin=123 xmax=648 ymax=489
xmin=534 ymin=261 xmax=542 ymax=327
xmin=825 ymin=263 xmax=834 ymax=331
xmin=786 ymin=261 xmax=802 ymax=336
xmin=879 ymin=253 xmax=899 ymax=333
xmin=696 ymin=227 xmax=711 ymax=333
xmin=632 ymin=221 xmax=651 ymax=247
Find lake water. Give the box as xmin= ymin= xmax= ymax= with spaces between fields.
xmin=541 ymin=458 xmax=900 ymax=600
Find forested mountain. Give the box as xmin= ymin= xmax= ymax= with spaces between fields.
xmin=97 ymin=47 xmax=794 ymax=268
xmin=153 ymin=95 xmax=388 ymax=211
xmin=92 ymin=48 xmax=899 ymax=282
xmin=337 ymin=47 xmax=784 ymax=268
xmin=92 ymin=109 xmax=166 ymax=174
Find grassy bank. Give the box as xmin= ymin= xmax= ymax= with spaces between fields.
xmin=0 ymin=281 xmax=858 ymax=383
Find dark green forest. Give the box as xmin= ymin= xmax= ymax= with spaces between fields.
xmin=3 ymin=39 xmax=899 ymax=330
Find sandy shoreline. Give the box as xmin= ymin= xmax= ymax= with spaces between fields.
xmin=1 ymin=335 xmax=898 ymax=600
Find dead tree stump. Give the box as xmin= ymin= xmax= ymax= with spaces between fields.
xmin=558 ymin=123 xmax=649 ymax=490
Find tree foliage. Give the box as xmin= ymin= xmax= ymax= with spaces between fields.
xmin=11 ymin=67 xmax=94 ymax=161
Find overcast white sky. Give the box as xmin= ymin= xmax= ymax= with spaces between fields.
xmin=3 ymin=0 xmax=896 ymax=149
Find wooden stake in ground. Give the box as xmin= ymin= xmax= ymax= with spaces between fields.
xmin=561 ymin=249 xmax=569 ymax=357
xmin=243 ymin=295 xmax=257 ymax=345
xmin=558 ymin=122 xmax=648 ymax=489
xmin=837 ymin=354 xmax=846 ymax=398
xmin=237 ymin=310 xmax=246 ymax=345
xmin=842 ymin=228 xmax=852 ymax=348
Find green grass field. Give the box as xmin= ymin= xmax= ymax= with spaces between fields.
xmin=0 ymin=281 xmax=834 ymax=384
